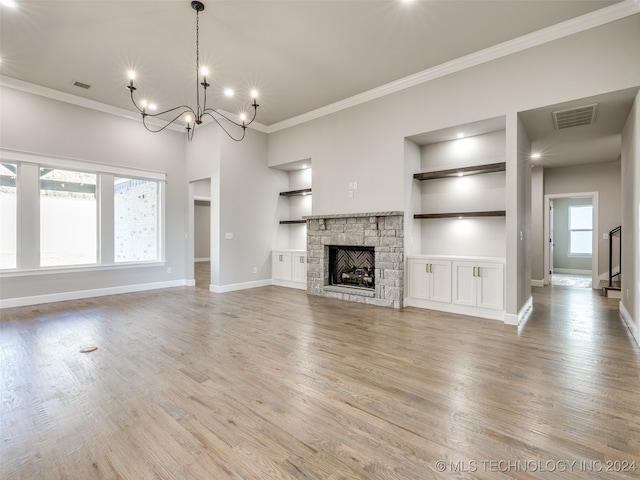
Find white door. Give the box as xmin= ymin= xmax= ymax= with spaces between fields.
xmin=452 ymin=261 xmax=476 ymax=307
xmin=408 ymin=258 xmax=430 ymax=300
xmin=429 ymin=260 xmax=452 ymax=303
xmin=476 ymin=262 xmax=504 ymax=310
xmin=292 ymin=253 xmax=306 ymax=284
xmin=272 ymin=252 xmax=292 ymax=281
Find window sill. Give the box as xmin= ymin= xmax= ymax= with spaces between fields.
xmin=0 ymin=261 xmax=166 ymax=278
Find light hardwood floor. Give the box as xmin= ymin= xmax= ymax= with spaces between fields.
xmin=1 ymin=278 xmax=638 ymax=479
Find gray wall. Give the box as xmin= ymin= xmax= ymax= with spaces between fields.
xmin=620 ymin=90 xmax=639 ymax=342
xmin=0 ymin=86 xmax=187 ymax=301
xmin=267 ymin=15 xmax=640 ymax=319
xmin=531 ymin=166 xmax=544 ymax=283
xmin=194 ymin=203 xmax=211 ymax=260
xmin=544 ymin=161 xmax=621 ymax=277
xmin=552 ymin=197 xmax=593 ymax=272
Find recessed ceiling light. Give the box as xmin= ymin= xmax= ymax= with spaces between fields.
xmin=224 ymin=88 xmax=234 ymax=97
xmin=1 ymin=0 xmax=18 ymax=8
xmin=531 ymin=153 xmax=541 ymax=159
xmin=456 ymin=133 xmax=464 ymax=139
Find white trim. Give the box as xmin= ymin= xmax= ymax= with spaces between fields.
xmin=185 ymin=279 xmax=196 ymax=287
xmin=553 ymin=268 xmax=592 ymax=275
xmin=272 ymin=279 xmax=307 ymax=291
xmin=404 ymin=297 xmax=505 ymax=322
xmin=2 ymin=2 xmax=638 ymax=134
xmin=209 ymin=279 xmax=272 ymax=293
xmin=0 ymin=147 xmax=167 ymax=181
xmin=267 ymin=0 xmax=640 ymax=132
xmin=0 ymin=279 xmax=188 ymax=309
xmin=531 ymin=279 xmax=545 ymax=287
xmin=0 ymin=76 xmax=268 ymax=134
xmin=194 ymin=257 xmax=210 ymax=263
xmin=544 ymin=192 xmax=599 ymax=289
xmin=0 ymin=261 xmax=166 ymax=278
xmin=619 ymin=301 xmax=639 ymax=347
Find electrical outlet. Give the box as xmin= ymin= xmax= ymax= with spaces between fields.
xmin=353 ymin=181 xmax=358 ymax=189
xmin=253 ymin=267 xmax=258 ymax=274
xmin=603 ymin=233 xmax=609 ymax=240
xmin=348 ymin=190 xmax=354 ymax=198
xmin=225 ymin=232 xmax=233 ymax=239
xmin=167 ymin=267 xmax=172 ymax=274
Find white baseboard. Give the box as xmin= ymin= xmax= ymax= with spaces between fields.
xmin=504 ymin=296 xmax=533 ymax=326
xmin=272 ymin=279 xmax=307 ymax=291
xmin=619 ymin=301 xmax=639 ymax=347
xmin=404 ymin=297 xmax=505 ymax=322
xmin=531 ymin=279 xmax=544 ymax=287
xmin=195 ymin=257 xmax=210 ymax=263
xmin=0 ymin=279 xmax=189 ymax=309
xmin=185 ymin=279 xmax=196 ymax=287
xmin=209 ymin=279 xmax=272 ymax=293
xmin=553 ymin=268 xmax=591 ymax=275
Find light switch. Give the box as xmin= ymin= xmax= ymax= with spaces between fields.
xmin=225 ymin=232 xmax=233 ymax=239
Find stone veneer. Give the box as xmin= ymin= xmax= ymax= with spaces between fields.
xmin=305 ymin=212 xmax=404 ymax=308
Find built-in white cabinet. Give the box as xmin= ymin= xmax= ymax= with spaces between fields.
xmin=406 ymin=255 xmax=505 ymax=321
xmin=272 ymin=249 xmax=306 ymax=290
xmin=408 ymin=258 xmax=451 ymax=303
xmin=292 ymin=251 xmax=307 ymax=284
xmin=452 ymin=261 xmax=504 ymax=311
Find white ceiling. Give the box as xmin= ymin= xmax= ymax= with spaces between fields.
xmin=1 ymin=0 xmax=637 ymax=167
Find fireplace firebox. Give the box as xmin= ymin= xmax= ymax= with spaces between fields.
xmin=328 ymin=245 xmax=375 ymax=289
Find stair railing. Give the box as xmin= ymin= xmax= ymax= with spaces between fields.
xmin=609 ymin=225 xmax=621 ymax=287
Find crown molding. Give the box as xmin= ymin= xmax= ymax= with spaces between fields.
xmin=0 ymin=75 xmax=269 ymax=135
xmin=267 ymin=0 xmax=640 ymax=133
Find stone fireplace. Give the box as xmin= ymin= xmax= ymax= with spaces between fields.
xmin=305 ymin=212 xmax=404 ymax=308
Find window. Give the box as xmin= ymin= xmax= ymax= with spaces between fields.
xmin=40 ymin=168 xmax=97 ymax=267
xmin=0 ymin=163 xmax=17 ymax=269
xmin=569 ymin=205 xmax=592 ymax=256
xmin=114 ymin=177 xmax=160 ymax=262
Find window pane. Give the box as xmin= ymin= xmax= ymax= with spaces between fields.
xmin=114 ymin=177 xmax=159 ymax=262
xmin=570 ymin=231 xmax=592 ymax=255
xmin=0 ymin=163 xmax=17 ymax=269
xmin=569 ymin=206 xmax=592 ymax=230
xmin=40 ymin=168 xmax=97 ymax=267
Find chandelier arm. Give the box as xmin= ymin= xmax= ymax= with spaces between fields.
xmin=202 ymin=106 xmax=257 ymax=128
xmin=201 ymin=112 xmax=247 ymax=142
xmin=142 ymin=110 xmax=195 ymax=133
xmin=142 ymin=105 xmax=196 ymax=119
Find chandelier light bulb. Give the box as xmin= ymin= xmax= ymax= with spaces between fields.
xmin=239 ymin=112 xmax=247 ymax=122
xmin=126 ymin=1 xmax=259 ymax=141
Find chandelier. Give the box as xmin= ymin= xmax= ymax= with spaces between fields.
xmin=126 ymin=1 xmax=259 ymax=141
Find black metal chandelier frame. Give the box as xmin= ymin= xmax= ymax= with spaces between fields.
xmin=127 ymin=1 xmax=259 ymax=141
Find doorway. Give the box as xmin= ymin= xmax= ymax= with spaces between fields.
xmin=192 ymin=178 xmax=211 ymax=289
xmin=544 ymin=192 xmax=598 ymax=288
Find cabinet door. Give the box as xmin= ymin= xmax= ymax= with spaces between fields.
xmin=429 ymin=260 xmax=452 ymax=303
xmin=408 ymin=259 xmax=430 ymax=300
xmin=476 ymin=262 xmax=504 ymax=310
xmin=292 ymin=253 xmax=307 ymax=284
xmin=452 ymin=261 xmax=476 ymax=306
xmin=272 ymin=252 xmax=292 ymax=281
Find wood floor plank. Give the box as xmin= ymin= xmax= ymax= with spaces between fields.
xmin=1 ymin=268 xmax=639 ymax=479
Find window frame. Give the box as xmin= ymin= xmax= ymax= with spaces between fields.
xmin=0 ymin=148 xmax=166 ymax=275
xmin=568 ymin=204 xmax=593 ymax=257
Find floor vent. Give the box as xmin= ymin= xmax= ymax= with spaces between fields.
xmin=73 ymin=81 xmax=91 ymax=90
xmin=552 ymin=103 xmax=598 ymax=130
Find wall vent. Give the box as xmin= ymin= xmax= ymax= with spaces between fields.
xmin=73 ymin=81 xmax=91 ymax=90
xmin=552 ymin=103 xmax=598 ymax=130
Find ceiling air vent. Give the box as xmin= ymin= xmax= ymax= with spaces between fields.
xmin=552 ymin=103 xmax=598 ymax=130
xmin=73 ymin=81 xmax=91 ymax=90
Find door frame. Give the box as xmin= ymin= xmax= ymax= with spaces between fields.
xmin=543 ymin=191 xmax=599 ymax=287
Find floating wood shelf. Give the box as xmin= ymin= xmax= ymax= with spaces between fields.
xmin=414 ymin=211 xmax=506 ymax=219
xmin=279 ymin=188 xmax=312 ymax=197
xmin=414 ymin=162 xmax=506 ymax=181
xmin=279 ymin=220 xmax=307 ymax=225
